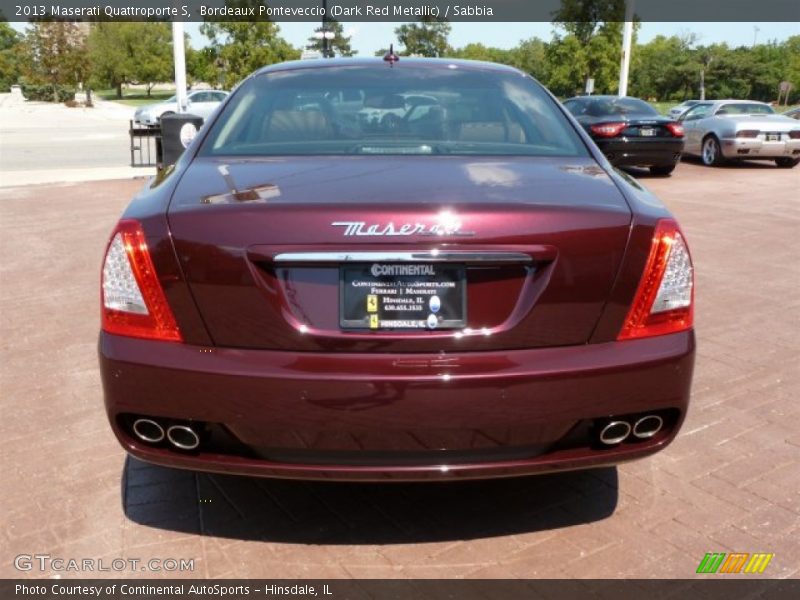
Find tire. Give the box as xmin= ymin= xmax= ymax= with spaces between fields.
xmin=701 ymin=135 xmax=724 ymax=166
xmin=650 ymin=164 xmax=676 ymax=176
xmin=775 ymin=157 xmax=800 ymax=169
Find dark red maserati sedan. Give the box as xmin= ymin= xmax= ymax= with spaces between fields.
xmin=99 ymin=58 xmax=695 ymax=481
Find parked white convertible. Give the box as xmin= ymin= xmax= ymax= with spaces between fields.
xmin=679 ymin=100 xmax=800 ymax=168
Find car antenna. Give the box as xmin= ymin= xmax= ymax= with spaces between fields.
xmin=383 ymin=44 xmax=399 ymax=66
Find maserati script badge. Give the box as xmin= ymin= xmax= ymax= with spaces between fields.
xmin=331 ymin=220 xmax=474 ymax=237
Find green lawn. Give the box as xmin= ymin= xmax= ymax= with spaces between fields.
xmin=95 ymin=89 xmax=174 ymax=107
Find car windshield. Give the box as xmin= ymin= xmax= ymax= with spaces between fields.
xmin=568 ymin=97 xmax=658 ymax=117
xmin=716 ymin=103 xmax=775 ymax=115
xmin=199 ymin=65 xmax=589 ymax=157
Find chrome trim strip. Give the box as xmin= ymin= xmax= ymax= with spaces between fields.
xmin=273 ymin=251 xmax=533 ymax=264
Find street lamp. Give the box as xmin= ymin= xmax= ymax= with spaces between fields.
xmin=319 ymin=0 xmax=333 ymax=58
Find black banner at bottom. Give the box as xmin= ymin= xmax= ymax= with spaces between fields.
xmin=3 ymin=579 xmax=800 ymax=600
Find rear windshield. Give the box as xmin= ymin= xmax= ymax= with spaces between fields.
xmin=199 ymin=65 xmax=588 ymax=157
xmin=566 ymin=97 xmax=658 ymax=117
xmin=715 ymin=103 xmax=774 ymax=115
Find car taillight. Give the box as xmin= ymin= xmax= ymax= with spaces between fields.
xmin=618 ymin=219 xmax=693 ymax=340
xmin=665 ymin=123 xmax=684 ymax=137
xmin=736 ymin=130 xmax=759 ymax=138
xmin=590 ymin=122 xmax=627 ymax=138
xmin=101 ymin=219 xmax=182 ymax=342
xmin=789 ymin=130 xmax=800 ymax=139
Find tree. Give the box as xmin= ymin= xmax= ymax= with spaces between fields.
xmin=87 ymin=23 xmax=131 ymax=98
xmin=88 ymin=23 xmax=173 ymax=98
xmin=187 ymin=45 xmax=220 ymax=88
xmin=507 ymin=37 xmax=549 ymax=82
xmin=23 ymin=22 xmax=88 ymax=101
xmin=550 ymin=0 xmax=632 ymax=95
xmin=394 ymin=18 xmax=451 ymax=57
xmin=0 ymin=22 xmax=23 ymax=91
xmin=131 ymin=23 xmax=173 ymax=97
xmin=306 ymin=20 xmax=356 ymax=57
xmin=448 ymin=43 xmax=513 ymax=64
xmin=629 ymin=34 xmax=701 ymax=101
xmin=200 ymin=22 xmax=300 ymax=89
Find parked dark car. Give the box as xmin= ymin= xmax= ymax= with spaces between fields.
xmin=563 ymin=95 xmax=685 ymax=175
xmin=100 ymin=59 xmax=695 ymax=482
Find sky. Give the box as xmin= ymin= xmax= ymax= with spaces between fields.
xmin=186 ymin=21 xmax=800 ymax=54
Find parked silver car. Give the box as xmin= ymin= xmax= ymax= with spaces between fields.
xmin=667 ymin=100 xmax=701 ymax=120
xmin=679 ymin=100 xmax=800 ymax=168
xmin=134 ymin=90 xmax=229 ymax=127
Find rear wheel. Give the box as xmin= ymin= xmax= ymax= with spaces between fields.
xmin=650 ymin=164 xmax=676 ymax=176
xmin=701 ymin=136 xmax=724 ymax=166
xmin=775 ymin=157 xmax=800 ymax=168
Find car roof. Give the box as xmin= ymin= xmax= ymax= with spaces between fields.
xmin=711 ymin=99 xmax=771 ymax=106
xmin=253 ymin=57 xmax=525 ymax=77
xmin=563 ymin=95 xmax=647 ymax=102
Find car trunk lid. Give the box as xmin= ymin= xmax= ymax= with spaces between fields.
xmin=167 ymin=156 xmax=632 ymax=352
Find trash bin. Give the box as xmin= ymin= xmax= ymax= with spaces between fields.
xmin=160 ymin=113 xmax=204 ymax=166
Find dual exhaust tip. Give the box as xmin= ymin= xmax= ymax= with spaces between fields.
xmin=599 ymin=415 xmax=663 ymax=446
xmin=132 ymin=418 xmax=201 ymax=451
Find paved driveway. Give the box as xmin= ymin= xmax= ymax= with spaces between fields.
xmin=0 ymin=162 xmax=798 ymax=579
xmin=0 ymin=94 xmax=153 ymax=186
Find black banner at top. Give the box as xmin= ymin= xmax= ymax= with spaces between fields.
xmin=2 ymin=0 xmax=800 ymax=22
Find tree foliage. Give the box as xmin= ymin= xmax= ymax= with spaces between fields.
xmin=22 ymin=22 xmax=88 ymax=101
xmin=200 ymin=21 xmax=299 ymax=89
xmin=394 ymin=18 xmax=451 ymax=57
xmin=0 ymin=22 xmax=23 ymax=91
xmin=87 ymin=23 xmax=173 ymax=98
xmin=306 ymin=20 xmax=356 ymax=57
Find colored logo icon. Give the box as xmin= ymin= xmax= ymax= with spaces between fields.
xmin=369 ymin=314 xmax=379 ymax=329
xmin=426 ymin=314 xmax=438 ymax=329
xmin=429 ymin=295 xmax=441 ymax=313
xmin=367 ymin=295 xmax=378 ymax=313
xmin=696 ymin=552 xmax=773 ymax=574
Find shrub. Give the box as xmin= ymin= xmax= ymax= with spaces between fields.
xmin=20 ymin=84 xmax=74 ymax=103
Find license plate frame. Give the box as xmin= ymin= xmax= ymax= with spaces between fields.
xmin=340 ymin=263 xmax=467 ymax=330
xmin=765 ymin=133 xmax=781 ymax=142
xmin=640 ymin=127 xmax=657 ymax=137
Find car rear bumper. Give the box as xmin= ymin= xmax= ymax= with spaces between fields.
xmin=596 ymin=138 xmax=684 ymax=167
xmin=99 ymin=330 xmax=695 ymax=481
xmin=720 ymin=137 xmax=800 ymax=159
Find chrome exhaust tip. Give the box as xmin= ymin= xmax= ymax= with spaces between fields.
xmin=132 ymin=418 xmax=165 ymax=444
xmin=166 ymin=425 xmax=201 ymax=450
xmin=599 ymin=420 xmax=631 ymax=445
xmin=632 ymin=415 xmax=664 ymax=439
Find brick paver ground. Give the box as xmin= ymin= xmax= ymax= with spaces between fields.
xmin=1 ymin=161 xmax=798 ymax=579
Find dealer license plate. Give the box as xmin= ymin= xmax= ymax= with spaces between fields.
xmin=340 ymin=263 xmax=466 ymax=330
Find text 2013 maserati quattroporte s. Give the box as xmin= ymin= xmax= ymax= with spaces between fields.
xmin=100 ymin=58 xmax=695 ymax=481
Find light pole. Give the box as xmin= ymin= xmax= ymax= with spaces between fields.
xmin=321 ymin=0 xmax=333 ymax=58
xmin=700 ymin=55 xmax=713 ymax=101
xmin=172 ymin=21 xmax=187 ymax=113
xmin=618 ymin=0 xmax=635 ymax=97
